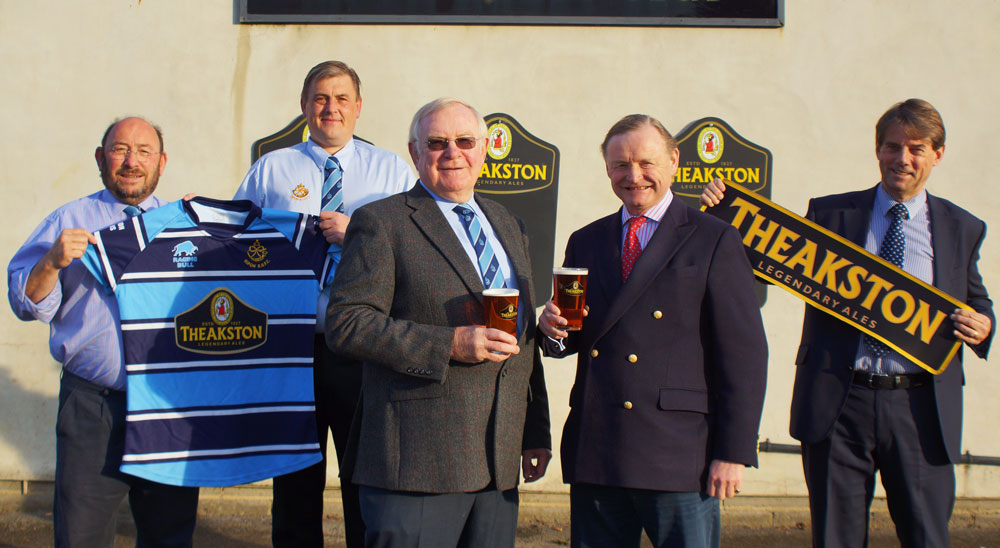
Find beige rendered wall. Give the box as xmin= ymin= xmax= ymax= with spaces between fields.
xmin=2 ymin=1 xmax=999 ymax=497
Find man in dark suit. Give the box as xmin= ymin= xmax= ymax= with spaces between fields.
xmin=325 ymin=98 xmax=551 ymax=547
xmin=539 ymin=114 xmax=768 ymax=548
xmin=702 ymin=99 xmax=993 ymax=547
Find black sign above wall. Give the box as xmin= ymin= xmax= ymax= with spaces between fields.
xmin=240 ymin=0 xmax=784 ymax=27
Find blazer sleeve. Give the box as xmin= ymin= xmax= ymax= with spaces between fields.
xmin=965 ymin=220 xmax=994 ymax=359
xmin=522 ymin=342 xmax=552 ymax=450
xmin=704 ymin=226 xmax=769 ymax=466
xmin=325 ymin=205 xmax=456 ymax=382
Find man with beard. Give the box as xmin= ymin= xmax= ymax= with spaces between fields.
xmin=7 ymin=116 xmax=199 ymax=547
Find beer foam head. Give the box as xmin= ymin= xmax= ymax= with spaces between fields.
xmin=553 ymin=267 xmax=589 ymax=275
xmin=483 ymin=288 xmax=519 ymax=297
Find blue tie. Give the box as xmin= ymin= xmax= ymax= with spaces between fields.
xmin=453 ymin=204 xmax=505 ymax=289
xmin=864 ymin=203 xmax=909 ymax=358
xmin=123 ymin=205 xmax=143 ymax=218
xmin=321 ymin=156 xmax=344 ymax=213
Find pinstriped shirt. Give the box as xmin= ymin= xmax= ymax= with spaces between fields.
xmin=619 ymin=190 xmax=674 ymax=250
xmin=7 ymin=189 xmax=167 ymax=390
xmin=854 ymin=185 xmax=934 ymax=375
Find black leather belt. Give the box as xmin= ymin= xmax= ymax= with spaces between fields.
xmin=852 ymin=370 xmax=932 ymax=390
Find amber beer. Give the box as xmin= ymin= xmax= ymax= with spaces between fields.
xmin=553 ymin=267 xmax=588 ymax=331
xmin=483 ymin=289 xmax=519 ymax=336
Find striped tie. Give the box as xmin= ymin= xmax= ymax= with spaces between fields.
xmin=454 ymin=204 xmax=505 ymax=289
xmin=321 ymin=156 xmax=344 ymax=213
xmin=863 ymin=203 xmax=909 ymax=358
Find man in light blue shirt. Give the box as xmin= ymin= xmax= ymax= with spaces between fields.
xmin=7 ymin=116 xmax=199 ymax=547
xmin=233 ymin=60 xmax=414 ymax=548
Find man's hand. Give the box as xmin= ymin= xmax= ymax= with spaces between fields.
xmin=538 ymin=299 xmax=587 ymax=339
xmin=319 ymin=210 xmax=350 ymax=245
xmin=25 ymin=228 xmax=96 ymax=303
xmin=450 ymin=325 xmax=520 ymax=363
xmin=700 ymin=178 xmax=727 ymax=208
xmin=951 ymin=308 xmax=992 ymax=346
xmin=521 ymin=448 xmax=551 ymax=483
xmin=706 ymin=459 xmax=744 ymax=501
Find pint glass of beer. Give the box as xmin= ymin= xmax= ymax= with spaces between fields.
xmin=483 ymin=288 xmax=519 ymax=336
xmin=553 ymin=267 xmax=588 ymax=331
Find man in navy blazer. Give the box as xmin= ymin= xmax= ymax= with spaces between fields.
xmin=540 ymin=114 xmax=768 ymax=548
xmin=703 ymin=99 xmax=994 ymax=547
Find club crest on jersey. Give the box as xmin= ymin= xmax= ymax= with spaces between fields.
xmin=291 ymin=184 xmax=310 ymax=201
xmin=172 ymin=240 xmax=199 ymax=269
xmin=175 ymin=288 xmax=268 ymax=354
xmin=244 ymin=239 xmax=271 ymax=269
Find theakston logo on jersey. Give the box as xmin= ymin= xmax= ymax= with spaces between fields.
xmin=673 ymin=117 xmax=772 ymax=208
xmin=243 ymin=240 xmax=271 ymax=269
xmin=172 ymin=240 xmax=199 ymax=269
xmin=477 ymin=114 xmax=558 ymax=195
xmin=175 ymin=288 xmax=268 ymax=354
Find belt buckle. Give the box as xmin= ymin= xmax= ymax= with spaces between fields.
xmin=856 ymin=371 xmax=877 ymax=389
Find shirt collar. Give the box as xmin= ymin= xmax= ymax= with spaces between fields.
xmin=874 ymin=184 xmax=926 ymax=220
xmin=620 ymin=189 xmax=673 ymax=226
xmin=97 ymin=188 xmax=161 ymax=214
xmin=304 ymin=137 xmax=357 ymax=172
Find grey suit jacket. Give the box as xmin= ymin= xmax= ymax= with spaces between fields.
xmin=326 ymin=184 xmax=550 ymax=493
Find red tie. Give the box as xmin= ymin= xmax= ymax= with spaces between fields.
xmin=621 ymin=216 xmax=647 ymax=281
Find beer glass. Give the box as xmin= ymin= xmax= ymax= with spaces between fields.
xmin=483 ymin=288 xmax=519 ymax=336
xmin=553 ymin=267 xmax=588 ymax=330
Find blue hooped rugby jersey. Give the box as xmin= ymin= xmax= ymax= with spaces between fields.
xmin=81 ymin=197 xmax=331 ymax=487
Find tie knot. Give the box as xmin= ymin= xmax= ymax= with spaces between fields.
xmin=627 ymin=215 xmax=647 ymax=233
xmin=453 ymin=204 xmax=475 ymax=222
xmin=325 ymin=156 xmax=341 ymax=170
xmin=123 ymin=205 xmax=143 ymax=218
xmin=889 ymin=203 xmax=908 ymax=221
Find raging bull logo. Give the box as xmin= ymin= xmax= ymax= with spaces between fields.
xmin=175 ymin=288 xmax=268 ymax=354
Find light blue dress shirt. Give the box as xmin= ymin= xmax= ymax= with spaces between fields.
xmin=854 ymin=185 xmax=935 ymax=375
xmin=420 ymin=181 xmax=523 ymax=334
xmin=234 ymin=137 xmax=415 ymax=331
xmin=7 ymin=189 xmax=167 ymax=390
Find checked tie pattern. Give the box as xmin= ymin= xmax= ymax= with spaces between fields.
xmin=454 ymin=204 xmax=505 ymax=289
xmin=321 ymin=155 xmax=345 ymax=213
xmin=863 ymin=202 xmax=909 ymax=357
xmin=123 ymin=205 xmax=143 ymax=218
xmin=621 ymin=216 xmax=647 ymax=281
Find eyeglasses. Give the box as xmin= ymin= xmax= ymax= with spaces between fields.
xmin=107 ymin=145 xmax=160 ymax=160
xmin=425 ymin=137 xmax=478 ymax=151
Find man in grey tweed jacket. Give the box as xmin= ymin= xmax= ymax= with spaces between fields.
xmin=326 ymin=98 xmax=551 ymax=547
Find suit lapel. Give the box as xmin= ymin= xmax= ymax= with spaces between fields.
xmin=588 ymin=214 xmax=624 ymax=311
xmin=841 ymin=187 xmax=875 ymax=246
xmin=927 ymin=192 xmax=957 ymax=291
xmin=595 ymin=199 xmax=695 ymax=340
xmin=406 ymin=185 xmax=484 ymax=296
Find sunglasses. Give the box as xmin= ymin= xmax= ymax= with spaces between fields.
xmin=425 ymin=137 xmax=478 ymax=151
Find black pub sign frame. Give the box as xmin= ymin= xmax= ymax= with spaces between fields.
xmin=239 ymin=0 xmax=783 ymax=28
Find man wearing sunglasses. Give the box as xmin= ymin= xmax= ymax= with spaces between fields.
xmin=233 ymin=61 xmax=414 ymax=548
xmin=326 ymin=98 xmax=551 ymax=547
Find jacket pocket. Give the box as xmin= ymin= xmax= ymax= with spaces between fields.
xmin=657 ymin=388 xmax=709 ymax=413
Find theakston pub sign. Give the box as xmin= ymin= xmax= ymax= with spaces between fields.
xmin=673 ymin=117 xmax=773 ymax=305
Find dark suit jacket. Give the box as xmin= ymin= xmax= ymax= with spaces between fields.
xmin=789 ymin=185 xmax=994 ymax=463
xmin=325 ymin=184 xmax=550 ymax=493
xmin=541 ymin=198 xmax=768 ymax=493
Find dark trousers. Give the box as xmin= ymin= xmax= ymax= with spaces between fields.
xmin=272 ymin=334 xmax=364 ymax=547
xmin=570 ymin=483 xmax=720 ymax=548
xmin=54 ymin=370 xmax=199 ymax=548
xmin=801 ymin=383 xmax=954 ymax=548
xmin=358 ymin=485 xmax=518 ymax=548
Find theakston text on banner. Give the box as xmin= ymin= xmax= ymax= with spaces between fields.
xmin=702 ymin=181 xmax=969 ymax=375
